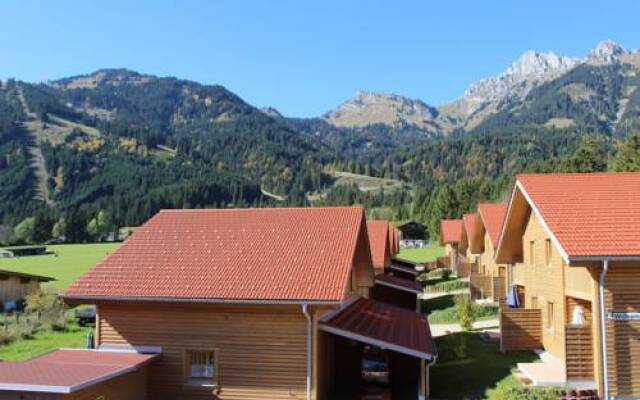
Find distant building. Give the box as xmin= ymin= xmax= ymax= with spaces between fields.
xmin=0 ymin=269 xmax=54 ymax=310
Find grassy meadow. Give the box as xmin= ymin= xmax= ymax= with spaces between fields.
xmin=0 ymin=243 xmax=120 ymax=290
xmin=396 ymin=242 xmax=445 ymax=263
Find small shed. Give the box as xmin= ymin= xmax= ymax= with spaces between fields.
xmin=397 ymin=220 xmax=427 ymax=241
xmin=0 ymin=269 xmax=54 ymax=309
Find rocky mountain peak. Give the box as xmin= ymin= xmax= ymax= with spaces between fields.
xmin=588 ymin=40 xmax=629 ymax=63
xmin=322 ymin=90 xmax=439 ymax=132
xmin=463 ymin=50 xmax=580 ymax=102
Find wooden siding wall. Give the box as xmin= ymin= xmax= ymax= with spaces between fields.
xmin=500 ymin=307 xmax=542 ymax=351
xmin=565 ymin=325 xmax=594 ymax=381
xmin=511 ymin=263 xmax=526 ymax=285
xmin=98 ymin=303 xmax=312 ymax=400
xmin=0 ymin=276 xmax=40 ymax=302
xmin=65 ymin=366 xmax=148 ymax=400
xmin=521 ymin=212 xmax=567 ymax=359
xmin=604 ymin=265 xmax=640 ymax=398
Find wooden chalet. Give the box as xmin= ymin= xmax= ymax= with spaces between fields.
xmin=0 ymin=207 xmax=438 ymax=400
xmin=495 ymin=172 xmax=640 ymax=399
xmin=464 ymin=203 xmax=509 ymax=301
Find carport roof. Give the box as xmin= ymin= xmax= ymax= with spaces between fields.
xmin=319 ymin=297 xmax=436 ymax=360
xmin=0 ymin=349 xmax=157 ymax=393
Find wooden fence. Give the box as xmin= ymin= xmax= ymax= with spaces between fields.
xmin=458 ymin=263 xmax=473 ymax=279
xmin=436 ymin=256 xmax=450 ymax=269
xmin=500 ymin=306 xmax=542 ymax=352
xmin=565 ymin=324 xmax=594 ymax=380
xmin=491 ymin=276 xmax=506 ymax=302
xmin=470 ymin=273 xmax=492 ymax=299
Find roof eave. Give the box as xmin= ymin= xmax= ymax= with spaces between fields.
xmin=61 ymin=294 xmax=343 ymax=306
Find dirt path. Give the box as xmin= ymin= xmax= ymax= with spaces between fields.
xmin=16 ymin=86 xmax=55 ymax=207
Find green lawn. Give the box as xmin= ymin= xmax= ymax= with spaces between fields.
xmin=0 ymin=243 xmax=120 ymax=290
xmin=431 ymin=333 xmax=537 ymax=400
xmin=397 ymin=242 xmax=444 ymax=263
xmin=0 ymin=316 xmax=91 ymax=361
xmin=422 ymin=294 xmax=499 ymax=324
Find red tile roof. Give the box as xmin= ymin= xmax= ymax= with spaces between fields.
xmin=320 ymin=297 xmax=436 ymax=359
xmin=375 ymin=273 xmax=423 ymax=294
xmin=0 ymin=349 xmax=157 ymax=393
xmin=462 ymin=213 xmax=480 ymax=242
xmin=64 ymin=207 xmax=368 ymax=303
xmin=477 ymin=203 xmax=508 ymax=248
xmin=517 ymin=173 xmax=640 ymax=258
xmin=367 ymin=220 xmax=390 ymax=268
xmin=440 ymin=219 xmax=463 ymax=244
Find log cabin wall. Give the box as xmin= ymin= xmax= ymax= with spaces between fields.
xmin=603 ymin=264 xmax=640 ymax=398
xmin=0 ymin=275 xmax=41 ymax=302
xmin=97 ymin=302 xmax=317 ymax=400
xmin=521 ymin=212 xmax=566 ymax=360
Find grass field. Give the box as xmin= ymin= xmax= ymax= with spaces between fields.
xmin=397 ymin=243 xmax=444 ymax=263
xmin=0 ymin=313 xmax=91 ymax=361
xmin=430 ymin=333 xmax=536 ymax=399
xmin=0 ymin=243 xmax=121 ymax=290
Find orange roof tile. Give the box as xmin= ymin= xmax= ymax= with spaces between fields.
xmin=477 ymin=203 xmax=508 ymax=248
xmin=367 ymin=220 xmax=390 ymax=268
xmin=517 ymin=172 xmax=640 ymax=258
xmin=440 ymin=219 xmax=463 ymax=244
xmin=462 ymin=214 xmax=480 ymax=241
xmin=64 ymin=207 xmax=368 ymax=302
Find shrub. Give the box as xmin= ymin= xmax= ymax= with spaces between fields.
xmin=436 ymin=333 xmax=468 ymax=362
xmin=426 ymin=279 xmax=469 ymax=293
xmin=489 ymin=386 xmax=563 ymax=400
xmin=442 ymin=268 xmax=451 ymax=280
xmin=455 ymin=294 xmax=475 ymax=331
xmin=11 ymin=315 xmax=37 ymax=339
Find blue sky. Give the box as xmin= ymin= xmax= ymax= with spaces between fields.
xmin=1 ymin=1 xmax=639 ymax=117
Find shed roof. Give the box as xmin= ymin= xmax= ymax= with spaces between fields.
xmin=320 ymin=297 xmax=436 ymax=360
xmin=0 ymin=349 xmax=157 ymax=393
xmin=64 ymin=207 xmax=369 ymax=303
xmin=0 ymin=269 xmax=54 ymax=282
xmin=375 ymin=273 xmax=423 ymax=294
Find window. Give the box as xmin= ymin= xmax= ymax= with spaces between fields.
xmin=529 ymin=241 xmax=535 ymax=266
xmin=545 ymin=239 xmax=552 ymax=266
xmin=186 ymin=351 xmax=216 ymax=386
xmin=547 ymin=302 xmax=555 ymax=331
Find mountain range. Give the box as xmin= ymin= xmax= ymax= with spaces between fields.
xmin=322 ymin=40 xmax=640 ymax=135
xmin=0 ymin=39 xmax=638 ymax=237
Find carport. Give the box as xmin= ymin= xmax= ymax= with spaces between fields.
xmin=319 ymin=298 xmax=437 ymax=400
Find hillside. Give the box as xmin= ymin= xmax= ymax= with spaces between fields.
xmin=0 ymin=40 xmax=639 ymax=240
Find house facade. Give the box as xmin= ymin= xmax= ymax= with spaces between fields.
xmin=496 ymin=173 xmax=640 ymax=399
xmin=49 ymin=207 xmax=436 ymax=400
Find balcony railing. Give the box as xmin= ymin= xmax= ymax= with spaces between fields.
xmin=499 ymin=301 xmax=542 ymax=352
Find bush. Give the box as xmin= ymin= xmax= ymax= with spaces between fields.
xmin=455 ymin=295 xmax=475 ymax=331
xmin=489 ymin=386 xmax=563 ymax=400
xmin=426 ymin=279 xmax=469 ymax=293
xmin=26 ymin=291 xmax=67 ymax=331
xmin=436 ymin=333 xmax=468 ymax=362
xmin=442 ymin=268 xmax=451 ymax=280
xmin=11 ymin=315 xmax=37 ymax=339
